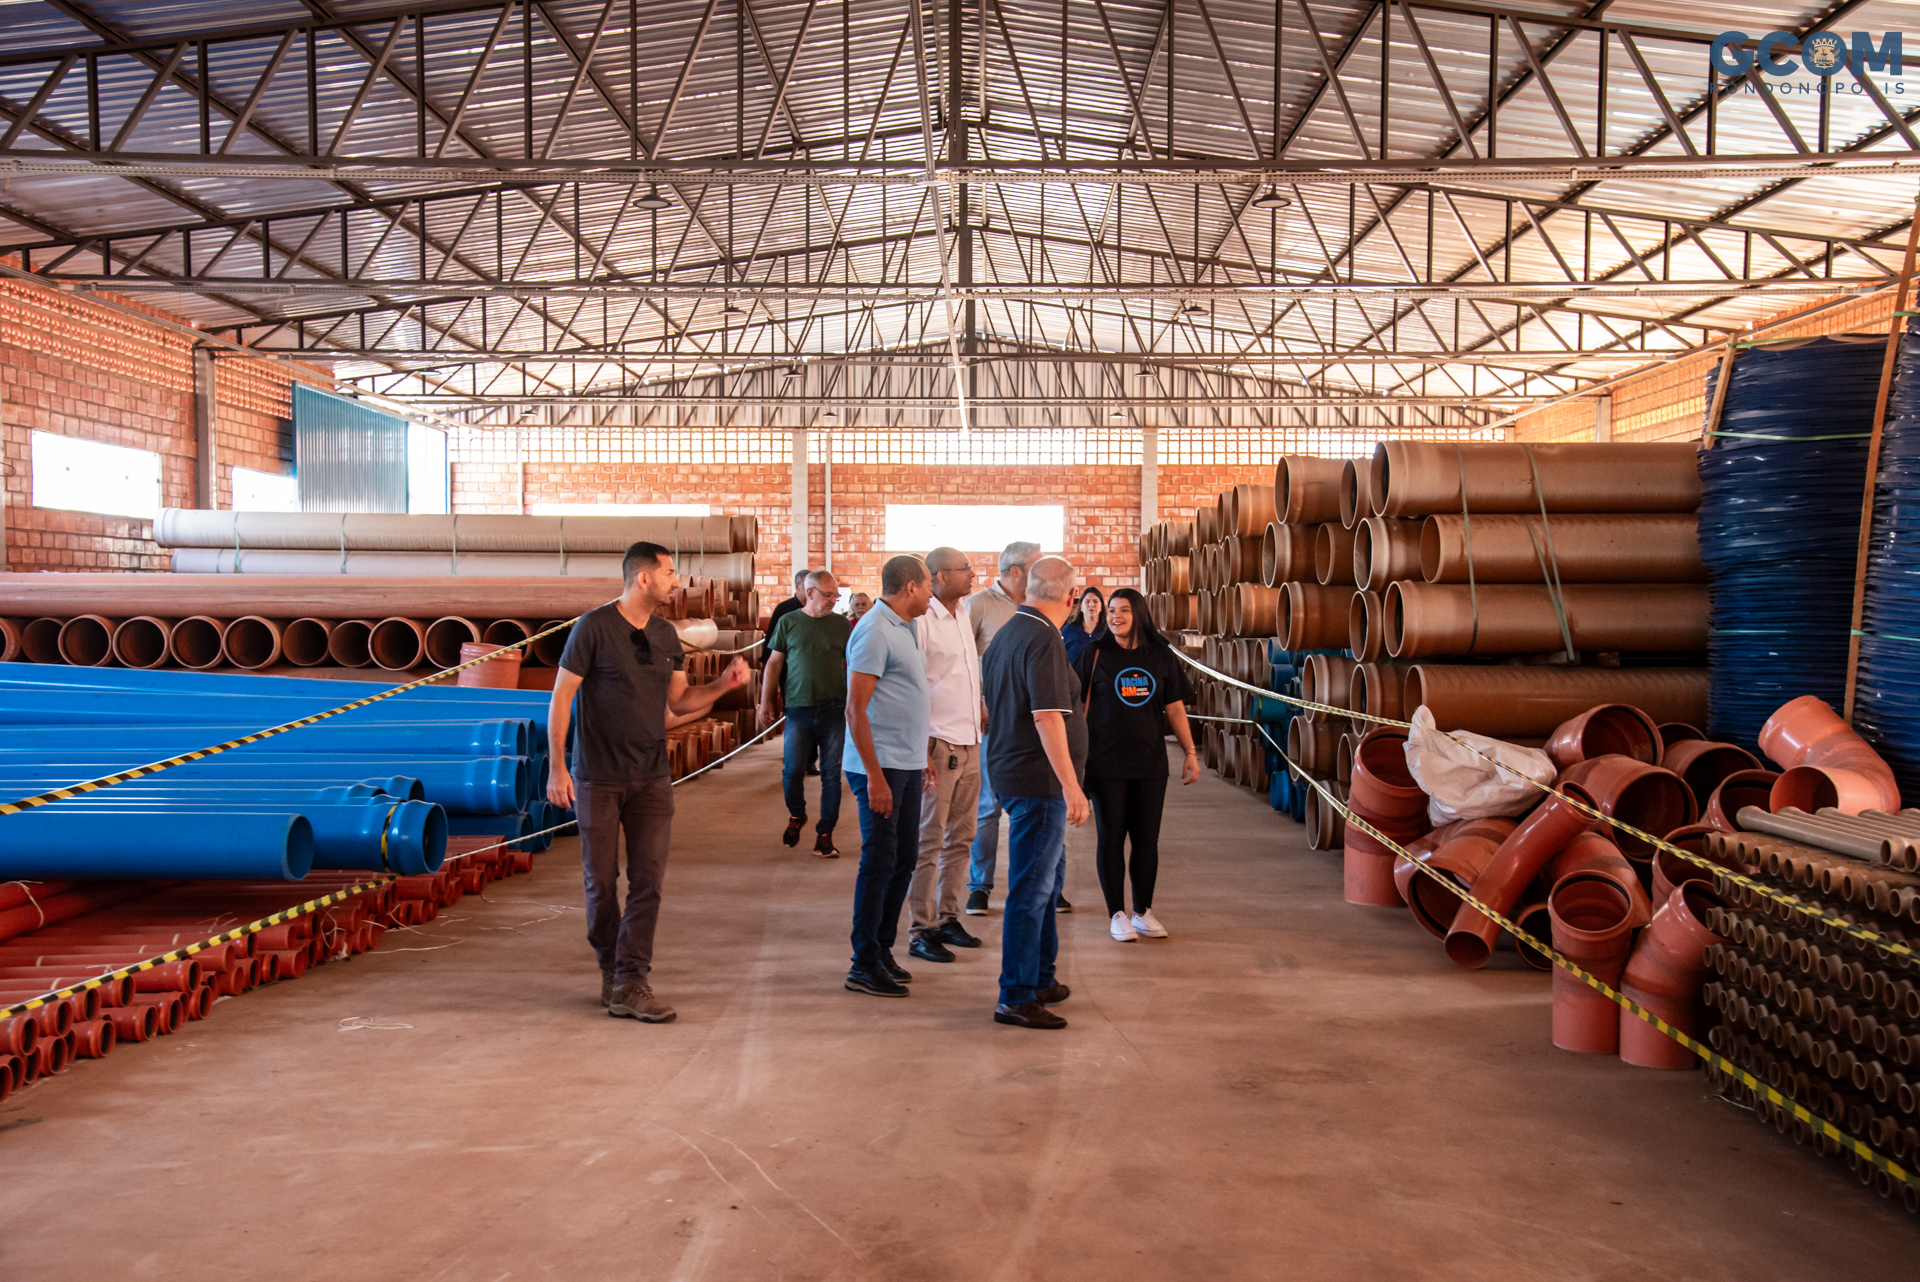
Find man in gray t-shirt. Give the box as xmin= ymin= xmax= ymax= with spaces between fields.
xmin=549 ymin=540 xmax=749 ymax=1024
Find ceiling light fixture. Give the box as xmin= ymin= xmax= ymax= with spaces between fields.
xmin=1181 ymin=302 xmax=1208 ymax=317
xmin=1251 ymin=188 xmax=1293 ymax=209
xmin=1109 ymin=410 xmax=1125 ymax=421
xmin=722 ymin=299 xmax=746 ymax=316
xmin=1135 ymin=366 xmax=1154 ymax=380
xmin=635 ymin=188 xmax=672 ymax=210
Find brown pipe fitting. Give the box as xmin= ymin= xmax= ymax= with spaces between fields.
xmin=109 ymin=616 xmax=176 ymax=669
xmin=1335 ymin=734 xmax=1356 ymax=786
xmin=0 ymin=616 xmax=19 ymax=663
xmin=1761 ymin=696 xmax=1904 ymax=815
xmin=1229 ymin=585 xmax=1281 ymax=638
xmin=1302 ymin=653 xmax=1357 ymax=723
xmin=1369 ymin=440 xmax=1703 ymax=519
xmin=1342 ymin=839 xmax=1408 ymax=907
xmin=130 ymin=960 xmax=200 ymax=994
xmin=1338 ymin=460 xmax=1369 ymax=530
xmin=252 ymin=921 xmax=313 ymax=950
xmin=1228 ymin=483 xmax=1276 ymax=538
xmin=130 ymin=992 xmax=183 ymax=1034
xmin=37 ymin=1035 xmax=68 ymax=1077
xmin=56 ymin=615 xmax=122 ymax=666
xmin=1277 ymin=456 xmax=1349 ymax=525
xmin=1619 ymin=881 xmax=1727 ymax=1068
xmin=1661 ymin=740 xmax=1762 ymax=811
xmin=1651 ymin=824 xmax=1743 ymax=907
xmin=1659 ymin=723 xmax=1706 ymax=749
xmin=1558 ymin=755 xmax=1697 ymax=862
xmin=1418 ymin=512 xmax=1704 ymax=584
xmin=71 ymin=1018 xmax=115 ymax=1060
xmin=1314 ymin=523 xmax=1357 ymax=587
xmin=266 ymin=947 xmax=310 ymax=980
xmin=1348 ymin=591 xmax=1384 ymax=662
xmin=1223 ymin=536 xmax=1263 ymax=585
xmin=1403 ymin=818 xmax=1516 ymax=937
xmin=423 ymin=616 xmax=483 ymax=668
xmin=531 ymin=620 xmax=572 ymax=666
xmin=1544 ymin=831 xmax=1653 ymax=928
xmin=27 ymin=1000 xmax=72 ymax=1039
xmin=1354 ymin=517 xmax=1423 ymax=592
xmin=169 ymin=615 xmax=228 ymax=669
xmin=1261 ymin=522 xmax=1314 ymax=588
xmin=1445 ymin=784 xmax=1598 ymax=968
xmin=0 ymin=1015 xmax=37 ymax=1059
xmin=1544 ymin=704 xmax=1664 ymax=771
xmin=222 ymin=615 xmax=290 ymax=669
xmin=1704 ymin=769 xmax=1783 ymax=831
xmin=370 ymin=617 xmax=427 ymax=671
xmin=1384 ymin=581 xmax=1709 ymax=658
xmin=1549 ymin=873 xmax=1639 ymax=1054
xmin=1514 ymin=901 xmax=1557 ymax=969
xmin=327 ymin=618 xmax=376 ymax=667
xmin=280 ymin=618 xmax=335 ymax=667
xmin=105 ymin=1003 xmax=156 ymax=1042
xmin=1282 ymin=583 xmax=1353 ymax=651
xmin=21 ymin=617 xmax=64 ymax=664
xmin=1355 ymin=662 xmax=1411 ymax=724
xmin=1348 ymin=728 xmax=1427 ymax=823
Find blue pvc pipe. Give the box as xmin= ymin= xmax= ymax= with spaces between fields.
xmin=0 ymin=782 xmax=397 ymax=804
xmin=0 ymin=809 xmax=313 ymax=879
xmin=0 ymin=718 xmax=528 ymax=759
xmin=0 ymin=755 xmax=528 ymax=814
xmin=0 ymin=773 xmax=426 ymax=801
xmin=43 ymin=797 xmax=445 ymax=875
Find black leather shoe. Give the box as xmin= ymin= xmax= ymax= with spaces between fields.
xmin=782 ymin=816 xmax=804 ymax=848
xmin=909 ymin=936 xmax=955 ymax=964
xmin=993 ymin=1000 xmax=1066 ymax=1029
xmin=845 ymin=966 xmax=907 ymax=998
xmin=879 ymin=953 xmax=913 ymax=984
xmin=1037 ymin=982 xmax=1070 ymax=1005
xmin=1054 ymin=893 xmax=1072 ymax=913
xmin=932 ymin=919 xmax=981 ymax=949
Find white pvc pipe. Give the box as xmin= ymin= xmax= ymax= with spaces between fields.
xmin=154 ymin=510 xmax=756 ymax=555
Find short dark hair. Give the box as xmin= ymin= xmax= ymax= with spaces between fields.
xmin=880 ymin=554 xmax=929 ymax=596
xmin=622 ymin=541 xmax=671 ymax=585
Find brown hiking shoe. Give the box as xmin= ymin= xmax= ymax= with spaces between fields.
xmin=608 ymin=981 xmax=676 ymax=1023
xmin=600 ymin=971 xmax=615 ymax=1007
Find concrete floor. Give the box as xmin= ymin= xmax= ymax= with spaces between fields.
xmin=1 ymin=746 xmax=1915 ymax=1280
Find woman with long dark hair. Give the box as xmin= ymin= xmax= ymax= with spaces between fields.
xmin=1071 ymin=587 xmax=1198 ymax=941
xmin=1060 ymin=584 xmax=1106 ymax=664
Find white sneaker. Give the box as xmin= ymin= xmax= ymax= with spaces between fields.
xmin=1109 ymin=911 xmax=1138 ymax=942
xmin=1131 ymin=910 xmax=1168 ymax=938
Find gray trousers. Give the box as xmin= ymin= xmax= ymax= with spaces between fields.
xmin=910 ymin=739 xmax=981 ymax=938
xmin=577 ymin=777 xmax=675 ymax=983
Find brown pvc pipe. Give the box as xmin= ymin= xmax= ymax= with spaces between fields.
xmin=1369 ymin=441 xmax=1703 ymax=519
xmin=0 ymin=616 xmax=19 ymax=663
xmin=1354 ymin=517 xmax=1423 ymax=592
xmin=1348 ymin=590 xmax=1383 ymax=662
xmin=531 ymin=620 xmax=572 ymax=667
xmin=1338 ymin=461 xmax=1369 ymax=530
xmin=1261 ymin=522 xmax=1314 ymax=588
xmin=1543 ymin=831 xmax=1653 ymax=928
xmin=1704 ymin=769 xmax=1782 ymax=831
xmin=105 ymin=1003 xmax=157 ymax=1043
xmin=1444 ymin=784 xmax=1596 ymax=968
xmin=1408 ymin=664 xmax=1709 ymax=739
xmin=1420 ymin=512 xmax=1704 ymax=584
xmin=423 ymin=616 xmax=482 ymax=668
xmin=131 ymin=992 xmax=182 ymax=1034
xmin=1384 ymin=582 xmax=1709 ymax=658
xmin=1650 ymin=823 xmax=1737 ymax=907
xmin=1302 ymin=653 xmax=1357 ymax=723
xmin=1620 ymin=881 xmax=1726 ymax=1068
xmin=1356 ymin=662 xmax=1410 ymax=724
xmin=1229 ymin=585 xmax=1281 ymax=638
xmin=71 ymin=1018 xmax=115 ymax=1060
xmin=1229 ymin=484 xmax=1277 ymax=538
xmin=1558 ymin=755 xmax=1697 ymax=862
xmin=1760 ymin=695 xmax=1903 ymax=816
xmin=1283 ymin=583 xmax=1352 ymax=651
xmin=109 ymin=616 xmax=176 ymax=669
xmin=1277 ymin=456 xmax=1348 ymax=525
xmin=1658 ymin=722 xmax=1705 ymax=747
xmin=1548 ymin=873 xmax=1637 ymax=1054
xmin=21 ymin=618 xmax=63 ymax=664
xmin=222 ymin=616 xmax=289 ymax=669
xmin=327 ymin=618 xmax=375 ymax=667
xmin=1314 ymin=523 xmax=1357 ymax=587
xmin=56 ymin=615 xmax=121 ymax=666
xmin=279 ymin=618 xmax=335 ymax=667
xmin=170 ymin=615 xmax=227 ymax=669
xmin=1660 ymin=739 xmax=1760 ymax=812
xmin=370 ymin=617 xmax=427 ymax=671
xmin=484 ymin=618 xmax=539 ymax=665
xmin=1402 ymin=818 xmax=1516 ymax=937
xmin=1544 ymin=704 xmax=1663 ymax=771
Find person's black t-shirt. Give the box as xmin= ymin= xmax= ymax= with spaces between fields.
xmin=982 ymin=606 xmax=1076 ymax=799
xmin=557 ymin=604 xmax=685 ymax=781
xmin=1072 ymin=635 xmax=1193 ymax=780
xmin=767 ymin=595 xmax=804 ymax=632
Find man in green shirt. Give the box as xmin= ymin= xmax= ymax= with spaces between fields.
xmin=758 ymin=569 xmax=854 ymax=857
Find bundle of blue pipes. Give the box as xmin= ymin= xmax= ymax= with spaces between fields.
xmin=0 ymin=666 xmax=567 ymax=881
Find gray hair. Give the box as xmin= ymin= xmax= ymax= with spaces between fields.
xmin=1026 ymin=555 xmax=1076 ymax=604
xmin=998 ymin=541 xmax=1043 ymax=576
xmin=803 ymin=569 xmax=835 ymax=593
xmin=792 ymin=568 xmax=811 ymax=587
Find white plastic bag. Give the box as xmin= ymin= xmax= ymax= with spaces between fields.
xmin=1402 ymin=705 xmax=1556 ymax=827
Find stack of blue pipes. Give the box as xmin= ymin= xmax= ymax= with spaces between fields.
xmin=0 ymin=668 xmax=570 ymax=882
xmin=1265 ymin=642 xmax=1309 ymax=823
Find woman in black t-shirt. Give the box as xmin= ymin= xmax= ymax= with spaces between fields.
xmin=1071 ymin=588 xmax=1198 ymax=942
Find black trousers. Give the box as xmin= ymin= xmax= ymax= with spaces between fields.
xmin=1087 ymin=775 xmax=1168 ymax=916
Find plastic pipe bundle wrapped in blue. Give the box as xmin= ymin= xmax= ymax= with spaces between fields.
xmin=1854 ymin=329 xmax=1920 ymax=803
xmin=1698 ymin=336 xmax=1880 ymax=753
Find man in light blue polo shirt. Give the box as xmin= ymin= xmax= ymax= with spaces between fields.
xmin=842 ymin=555 xmax=934 ymax=998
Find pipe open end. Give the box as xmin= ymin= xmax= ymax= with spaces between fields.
xmin=1418 ymin=516 xmax=1445 ymax=582
xmin=1443 ymin=929 xmax=1493 ymax=969
xmin=370 ymin=618 xmax=424 ymax=671
xmin=328 ymin=619 xmax=374 ymax=667
xmin=530 ymin=621 xmax=571 ymax=667
xmin=1352 ymin=521 xmax=1376 ymax=590
xmin=425 ymin=616 xmax=480 ymax=668
xmin=281 ymin=618 xmax=334 ymax=666
xmin=21 ymin=618 xmax=63 ymax=665
xmin=111 ymin=617 xmax=171 ymax=669
xmin=1368 ymin=443 xmax=1392 ymax=518
xmin=1382 ymin=582 xmax=1409 ymax=659
xmin=224 ymin=616 xmax=283 ymax=669
xmin=57 ymin=616 xmax=115 ymax=666
xmin=171 ymin=616 xmax=226 ymax=669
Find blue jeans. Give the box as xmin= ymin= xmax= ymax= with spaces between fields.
xmin=782 ymin=704 xmax=844 ymax=834
xmin=999 ymin=795 xmax=1067 ymax=1006
xmin=969 ymin=739 xmax=1003 ymax=893
xmin=848 ymin=768 xmax=925 ymax=973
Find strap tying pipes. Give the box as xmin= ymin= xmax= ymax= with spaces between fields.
xmin=1523 ymin=445 xmax=1577 ymax=663
xmin=1452 ymin=444 xmax=1480 ymax=655
xmin=1255 ymin=718 xmax=1920 ymax=1197
xmin=1172 ymin=646 xmax=1919 ymax=969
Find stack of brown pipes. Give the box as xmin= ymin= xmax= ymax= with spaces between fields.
xmin=1187 ymin=636 xmax=1272 ymax=795
xmin=1139 ymin=520 xmax=1197 ymax=632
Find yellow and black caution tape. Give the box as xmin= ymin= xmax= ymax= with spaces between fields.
xmin=0 ymin=617 xmax=582 ymax=818
xmin=0 ymin=875 xmax=395 ymax=1021
xmin=1177 ymin=649 xmax=1919 ymax=970
xmin=1253 ymin=720 xmax=1920 ymax=1196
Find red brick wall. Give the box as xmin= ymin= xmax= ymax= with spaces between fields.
xmin=0 ymin=275 xmax=323 ymax=571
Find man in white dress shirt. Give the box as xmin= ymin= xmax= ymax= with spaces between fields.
xmin=906 ymin=546 xmax=988 ymax=964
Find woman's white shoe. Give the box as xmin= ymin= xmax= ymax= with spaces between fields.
xmin=1131 ymin=910 xmax=1168 ymax=938
xmin=1110 ymin=911 xmax=1138 ymax=942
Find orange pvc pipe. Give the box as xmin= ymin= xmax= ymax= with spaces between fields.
xmin=1313 ymin=524 xmax=1356 ymax=587
xmin=1354 ymin=516 xmax=1423 ymax=592
xmin=56 ymin=615 xmax=121 ymax=666
xmin=109 ymin=616 xmax=176 ymax=669
xmin=1369 ymin=441 xmax=1702 ymax=519
xmin=1704 ymin=769 xmax=1782 ymax=831
xmin=1302 ymin=654 xmax=1357 ymax=724
xmin=327 ymin=618 xmax=375 ymax=667
xmin=222 ymin=615 xmax=289 ymax=669
xmin=0 ymin=616 xmax=19 ymax=663
xmin=423 ymin=616 xmax=482 ymax=668
xmin=1543 ymin=831 xmax=1652 ymax=928
xmin=1348 ymin=590 xmax=1384 ymax=662
xmin=1261 ymin=522 xmax=1315 ymax=588
xmin=105 ymin=1002 xmax=158 ymax=1042
xmin=1419 ymin=513 xmax=1704 ymax=584
xmin=1444 ymin=784 xmax=1596 ymax=968
xmin=1402 ymin=817 xmax=1516 ymax=937
xmin=1282 ymin=583 xmax=1352 ymax=651
xmin=1338 ymin=461 xmax=1370 ymax=530
xmin=1406 ymin=665 xmax=1710 ymax=740
xmin=1277 ymin=456 xmax=1348 ymax=525
xmin=170 ymin=615 xmax=227 ymax=669
xmin=1228 ymin=584 xmax=1281 ymax=638
xmin=1228 ymin=484 xmax=1277 ymax=538
xmin=71 ymin=1017 xmax=114 ymax=1060
xmin=370 ymin=617 xmax=427 ymax=671
xmin=1544 ymin=704 xmax=1663 ymax=771
xmin=21 ymin=617 xmax=63 ymax=665
xmin=531 ymin=620 xmax=572 ymax=667
xmin=1384 ymin=581 xmax=1709 ymax=658
xmin=280 ymin=618 xmax=335 ymax=667
xmin=1760 ymin=695 xmax=1903 ymax=815
xmin=1619 ymin=880 xmax=1726 ymax=1068
xmin=1558 ymin=755 xmax=1696 ymax=862
xmin=1659 ymin=739 xmax=1760 ymax=812
xmin=1549 ymin=873 xmax=1637 ymax=1053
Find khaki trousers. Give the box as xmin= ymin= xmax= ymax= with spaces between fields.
xmin=909 ymin=738 xmax=981 ymax=937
